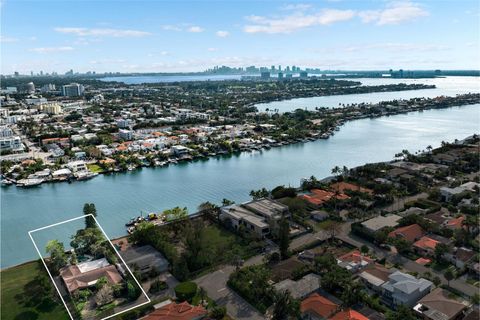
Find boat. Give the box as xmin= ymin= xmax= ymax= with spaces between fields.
xmin=16 ymin=178 xmax=43 ymax=187
xmin=75 ymin=172 xmax=98 ymax=181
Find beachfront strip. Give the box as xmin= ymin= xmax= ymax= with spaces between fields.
xmin=1 ymin=76 xmax=479 ymax=187
xmin=2 ymin=136 xmax=479 ymax=320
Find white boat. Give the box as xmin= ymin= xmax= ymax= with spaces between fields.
xmin=16 ymin=178 xmax=43 ymax=187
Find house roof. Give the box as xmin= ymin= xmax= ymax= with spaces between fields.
xmin=142 ymin=301 xmax=207 ymax=320
xmin=445 ymin=216 xmax=465 ymax=229
xmin=330 ymin=182 xmax=373 ymax=195
xmin=337 ymin=250 xmax=374 ymax=271
xmin=301 ymin=293 xmax=339 ymax=318
xmin=388 ymin=224 xmax=425 ymax=243
xmin=60 ymin=263 xmax=123 ymax=293
xmin=455 ymin=247 xmax=475 ymax=263
xmin=415 ymin=288 xmax=468 ymax=320
xmin=361 ymin=215 xmax=402 ymax=232
xmin=415 ymin=258 xmax=432 ymax=266
xmin=383 ymin=271 xmax=432 ymax=294
xmin=329 ymin=309 xmax=370 ymax=320
xmin=359 ymin=264 xmax=392 ymax=285
xmin=274 ymin=273 xmax=321 ymax=300
xmin=300 ymin=189 xmax=350 ymax=205
xmin=413 ymin=236 xmax=440 ymax=251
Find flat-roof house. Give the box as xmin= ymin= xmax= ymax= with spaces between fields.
xmin=361 ymin=215 xmax=402 ymax=233
xmin=219 ymin=204 xmax=270 ymax=238
xmin=358 ymin=264 xmax=393 ymax=293
xmin=120 ymin=245 xmax=169 ymax=275
xmin=413 ymin=288 xmax=468 ymax=320
xmin=274 ymin=273 xmax=321 ymax=300
xmin=381 ymin=271 xmax=432 ymax=308
xmin=243 ymin=198 xmax=290 ymax=223
xmin=59 ymin=258 xmax=123 ymax=294
xmin=388 ymin=224 xmax=425 ymax=243
xmin=440 ymin=182 xmax=479 ymax=202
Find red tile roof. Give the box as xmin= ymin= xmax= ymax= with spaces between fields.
xmin=300 ymin=189 xmax=350 ymax=205
xmin=301 ymin=293 xmax=338 ymax=319
xmin=330 ymin=182 xmax=373 ymax=195
xmin=338 ymin=250 xmax=374 ymax=265
xmin=415 ymin=257 xmax=432 ymax=266
xmin=329 ymin=309 xmax=370 ymax=320
xmin=60 ymin=264 xmax=123 ymax=293
xmin=388 ymin=224 xmax=425 ymax=243
xmin=143 ymin=301 xmax=207 ymax=320
xmin=413 ymin=236 xmax=440 ymax=251
xmin=445 ymin=216 xmax=465 ymax=229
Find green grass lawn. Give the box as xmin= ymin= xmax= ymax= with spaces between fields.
xmin=87 ymin=164 xmax=104 ymax=173
xmin=1 ymin=261 xmax=70 ymax=320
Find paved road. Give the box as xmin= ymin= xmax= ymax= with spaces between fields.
xmin=194 ymin=255 xmax=265 ymax=320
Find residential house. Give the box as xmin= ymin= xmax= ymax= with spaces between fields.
xmin=440 ymin=182 xmax=479 ymax=202
xmin=413 ymin=236 xmax=440 ymax=256
xmin=142 ymin=300 xmax=207 ymax=320
xmin=444 ymin=247 xmax=476 ymax=269
xmin=329 ymin=309 xmax=369 ymax=320
xmin=59 ymin=258 xmax=123 ymax=294
xmin=388 ymin=224 xmax=425 ymax=243
xmin=337 ymin=250 xmax=374 ymax=272
xmin=219 ymin=204 xmax=270 ymax=238
xmin=381 ymin=271 xmax=432 ymax=308
xmin=301 ymin=293 xmax=339 ymax=320
xmin=120 ymin=245 xmax=169 ymax=275
xmin=361 ymin=215 xmax=402 ymax=233
xmin=274 ymin=273 xmax=321 ymax=300
xmin=413 ymin=288 xmax=468 ymax=320
xmin=358 ymin=264 xmax=393 ymax=293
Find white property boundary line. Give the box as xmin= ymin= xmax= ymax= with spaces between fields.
xmin=28 ymin=214 xmax=151 ymax=320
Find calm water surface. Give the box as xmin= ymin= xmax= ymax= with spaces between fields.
xmin=255 ymin=76 xmax=480 ymax=112
xmin=2 ymin=104 xmax=479 ymax=268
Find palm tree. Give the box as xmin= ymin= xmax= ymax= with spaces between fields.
xmin=271 ymin=290 xmax=300 ymax=320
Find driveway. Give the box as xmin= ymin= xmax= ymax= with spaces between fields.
xmin=194 ymin=257 xmax=265 ymax=320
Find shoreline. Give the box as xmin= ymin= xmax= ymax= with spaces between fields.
xmin=2 ymin=132 xmax=478 ymax=271
xmin=2 ymin=93 xmax=479 ymax=189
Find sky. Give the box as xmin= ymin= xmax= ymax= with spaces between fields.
xmin=1 ymin=0 xmax=479 ymax=74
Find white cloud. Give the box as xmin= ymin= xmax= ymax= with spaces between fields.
xmin=281 ymin=3 xmax=312 ymax=11
xmin=187 ymin=26 xmax=204 ymax=33
xmin=359 ymin=1 xmax=428 ymax=25
xmin=1 ymin=36 xmax=19 ymax=43
xmin=244 ymin=9 xmax=355 ymax=34
xmin=54 ymin=27 xmax=151 ymax=37
xmin=207 ymin=47 xmax=218 ymax=52
xmin=216 ymin=30 xmax=230 ymax=37
xmin=162 ymin=25 xmax=182 ymax=31
xmin=30 ymin=46 xmax=74 ymax=54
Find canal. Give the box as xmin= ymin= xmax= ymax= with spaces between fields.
xmin=1 ymin=103 xmax=479 ymax=268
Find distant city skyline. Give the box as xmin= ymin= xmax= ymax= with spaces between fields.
xmin=1 ymin=0 xmax=479 ymax=74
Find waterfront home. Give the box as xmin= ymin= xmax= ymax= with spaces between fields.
xmin=299 ymin=189 xmax=350 ymax=206
xmin=413 ymin=288 xmax=469 ymax=320
xmin=358 ymin=264 xmax=393 ymax=293
xmin=337 ymin=250 xmax=374 ymax=273
xmin=274 ymin=273 xmax=321 ymax=300
xmin=142 ymin=300 xmax=207 ymax=320
xmin=388 ymin=224 xmax=425 ymax=243
xmin=381 ymin=271 xmax=432 ymax=308
xmin=361 ymin=215 xmax=402 ymax=233
xmin=219 ymin=204 xmax=270 ymax=238
xmin=329 ymin=182 xmax=373 ymax=195
xmin=120 ymin=245 xmax=169 ymax=276
xmin=59 ymin=258 xmax=123 ymax=294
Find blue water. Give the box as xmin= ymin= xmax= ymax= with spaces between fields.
xmin=2 ymin=104 xmax=479 ymax=268
xmin=100 ymin=74 xmax=244 ymax=84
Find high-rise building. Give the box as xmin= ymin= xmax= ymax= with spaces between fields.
xmin=61 ymin=83 xmax=85 ymax=97
xmin=299 ymin=71 xmax=308 ymax=79
xmin=260 ymin=72 xmax=271 ymax=79
xmin=26 ymin=82 xmax=35 ymax=94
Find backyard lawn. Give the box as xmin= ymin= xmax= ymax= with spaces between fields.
xmin=1 ymin=261 xmax=69 ymax=320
